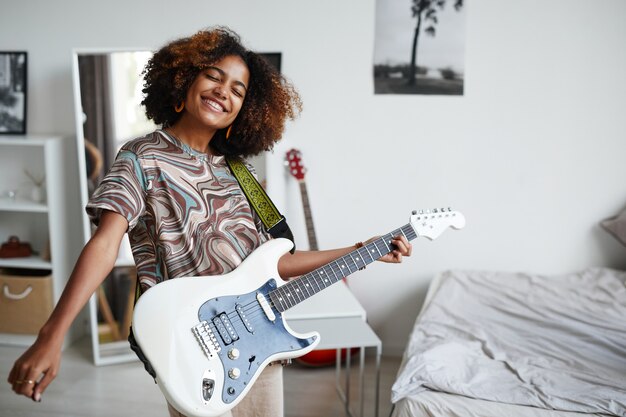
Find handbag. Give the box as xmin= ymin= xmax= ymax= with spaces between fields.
xmin=0 ymin=236 xmax=33 ymax=258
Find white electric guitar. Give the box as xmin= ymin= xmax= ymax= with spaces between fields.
xmin=131 ymin=209 xmax=465 ymax=417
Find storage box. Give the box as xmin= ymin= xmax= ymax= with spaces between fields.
xmin=0 ymin=270 xmax=53 ymax=334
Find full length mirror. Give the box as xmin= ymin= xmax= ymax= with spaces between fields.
xmin=72 ymin=49 xmax=156 ymax=365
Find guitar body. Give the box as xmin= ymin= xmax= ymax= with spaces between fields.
xmin=132 ymin=238 xmax=319 ymax=417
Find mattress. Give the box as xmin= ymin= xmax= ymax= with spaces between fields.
xmin=391 ymin=268 xmax=626 ymax=417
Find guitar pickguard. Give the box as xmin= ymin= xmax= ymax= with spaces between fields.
xmin=197 ymin=279 xmax=316 ymax=405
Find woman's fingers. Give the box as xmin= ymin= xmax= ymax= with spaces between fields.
xmin=392 ymin=236 xmax=412 ymax=257
xmin=33 ymin=367 xmax=56 ymax=401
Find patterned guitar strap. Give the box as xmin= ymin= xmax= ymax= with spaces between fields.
xmin=226 ymin=158 xmax=296 ymax=254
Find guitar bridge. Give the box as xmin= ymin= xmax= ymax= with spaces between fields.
xmin=192 ymin=321 xmax=221 ymax=359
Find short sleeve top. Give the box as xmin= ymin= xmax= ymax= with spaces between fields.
xmin=86 ymin=130 xmax=271 ymax=293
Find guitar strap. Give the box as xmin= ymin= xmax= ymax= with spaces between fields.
xmin=226 ymin=158 xmax=296 ymax=254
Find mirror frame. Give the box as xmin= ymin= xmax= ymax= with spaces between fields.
xmin=71 ymin=47 xmax=152 ymax=365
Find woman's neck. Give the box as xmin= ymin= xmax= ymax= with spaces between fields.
xmin=166 ymin=117 xmax=218 ymax=155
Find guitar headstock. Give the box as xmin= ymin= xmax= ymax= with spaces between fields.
xmin=410 ymin=208 xmax=465 ymax=240
xmin=285 ymin=148 xmax=306 ymax=181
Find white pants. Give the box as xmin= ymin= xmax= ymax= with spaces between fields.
xmin=167 ymin=365 xmax=284 ymax=417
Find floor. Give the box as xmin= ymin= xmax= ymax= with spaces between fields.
xmin=0 ymin=338 xmax=401 ymax=417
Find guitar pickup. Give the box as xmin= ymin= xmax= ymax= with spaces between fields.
xmin=257 ymin=292 xmax=276 ymax=322
xmin=213 ymin=313 xmax=239 ymax=345
xmin=235 ymin=304 xmax=254 ymax=333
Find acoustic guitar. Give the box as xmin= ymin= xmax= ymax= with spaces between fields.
xmin=285 ymin=148 xmax=352 ymax=366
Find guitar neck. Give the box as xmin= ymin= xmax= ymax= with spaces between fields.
xmin=298 ymin=181 xmax=318 ymax=251
xmin=269 ymin=223 xmax=417 ymax=313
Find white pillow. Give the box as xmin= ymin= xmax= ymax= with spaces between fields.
xmin=601 ymin=208 xmax=626 ymax=247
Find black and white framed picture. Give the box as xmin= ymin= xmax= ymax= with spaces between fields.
xmin=0 ymin=51 xmax=27 ymax=134
xmin=374 ymin=0 xmax=466 ymax=95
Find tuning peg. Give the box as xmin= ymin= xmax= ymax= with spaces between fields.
xmin=412 ymin=210 xmax=417 ymax=215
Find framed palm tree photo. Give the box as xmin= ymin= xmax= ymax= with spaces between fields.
xmin=374 ymin=0 xmax=466 ymax=95
xmin=0 ymin=51 xmax=27 ymax=134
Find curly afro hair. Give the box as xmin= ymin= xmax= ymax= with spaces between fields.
xmin=142 ymin=27 xmax=302 ymax=158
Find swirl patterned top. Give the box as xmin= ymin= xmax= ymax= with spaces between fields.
xmin=86 ymin=130 xmax=271 ymax=293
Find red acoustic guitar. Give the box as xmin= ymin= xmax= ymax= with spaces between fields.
xmin=285 ymin=148 xmax=354 ymax=367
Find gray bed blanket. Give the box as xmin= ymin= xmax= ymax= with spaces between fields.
xmin=391 ymin=268 xmax=626 ymax=416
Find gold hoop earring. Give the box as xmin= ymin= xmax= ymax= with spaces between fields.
xmin=174 ymin=102 xmax=185 ymax=113
xmin=226 ymin=125 xmax=233 ymax=139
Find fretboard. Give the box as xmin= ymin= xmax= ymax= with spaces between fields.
xmin=298 ymin=181 xmax=318 ymax=251
xmin=268 ymin=223 xmax=417 ymax=313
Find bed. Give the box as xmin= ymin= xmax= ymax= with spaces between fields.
xmin=390 ymin=267 xmax=626 ymax=417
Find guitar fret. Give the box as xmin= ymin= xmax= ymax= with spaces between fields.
xmin=360 ymin=246 xmax=374 ymax=264
xmin=279 ymin=287 xmax=293 ymax=309
xmin=272 ymin=290 xmax=288 ymax=311
xmin=290 ymin=281 xmax=303 ymax=303
xmin=346 ymin=253 xmax=358 ymax=272
xmin=298 ymin=281 xmax=307 ymax=302
xmin=381 ymin=234 xmax=392 ymax=251
xmin=336 ymin=258 xmax=351 ymax=276
xmin=327 ymin=263 xmax=340 ymax=283
xmin=403 ymin=224 xmax=417 ymax=240
xmin=296 ymin=279 xmax=308 ymax=300
xmin=331 ymin=262 xmax=341 ymax=282
xmin=298 ymin=181 xmax=319 ymax=251
xmin=350 ymin=253 xmax=360 ymax=271
xmin=334 ymin=260 xmax=347 ymax=279
xmin=313 ymin=270 xmax=324 ymax=291
xmin=285 ymin=286 xmax=296 ymax=308
xmin=369 ymin=241 xmax=383 ymax=258
xmin=302 ymin=276 xmax=314 ymax=297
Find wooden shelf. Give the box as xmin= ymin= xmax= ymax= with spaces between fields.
xmin=0 ymin=333 xmax=37 ymax=346
xmin=0 ymin=136 xmax=57 ymax=146
xmin=0 ymin=256 xmax=52 ymax=270
xmin=0 ymin=198 xmax=48 ymax=213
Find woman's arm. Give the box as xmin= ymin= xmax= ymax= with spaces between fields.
xmin=7 ymin=210 xmax=128 ymax=402
xmin=278 ymin=235 xmax=412 ymax=279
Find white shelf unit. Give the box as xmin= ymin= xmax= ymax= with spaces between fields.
xmin=0 ymin=135 xmax=72 ymax=346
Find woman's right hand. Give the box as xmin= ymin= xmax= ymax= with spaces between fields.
xmin=7 ymin=333 xmax=63 ymax=402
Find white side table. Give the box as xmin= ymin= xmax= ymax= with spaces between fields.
xmin=285 ymin=282 xmax=382 ymax=417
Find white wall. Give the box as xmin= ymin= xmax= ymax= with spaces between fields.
xmin=2 ymin=0 xmax=625 ymax=355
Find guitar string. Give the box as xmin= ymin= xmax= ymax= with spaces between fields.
xmin=201 ymin=227 xmax=420 ymax=348
xmin=200 ymin=226 xmax=414 ymax=332
xmin=210 ymin=229 xmax=406 ymax=324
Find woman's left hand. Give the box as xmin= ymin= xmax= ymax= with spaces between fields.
xmin=368 ymin=235 xmax=412 ymax=263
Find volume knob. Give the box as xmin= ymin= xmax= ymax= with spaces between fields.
xmin=228 ymin=368 xmax=241 ymax=380
xmin=228 ymin=348 xmax=240 ymax=360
